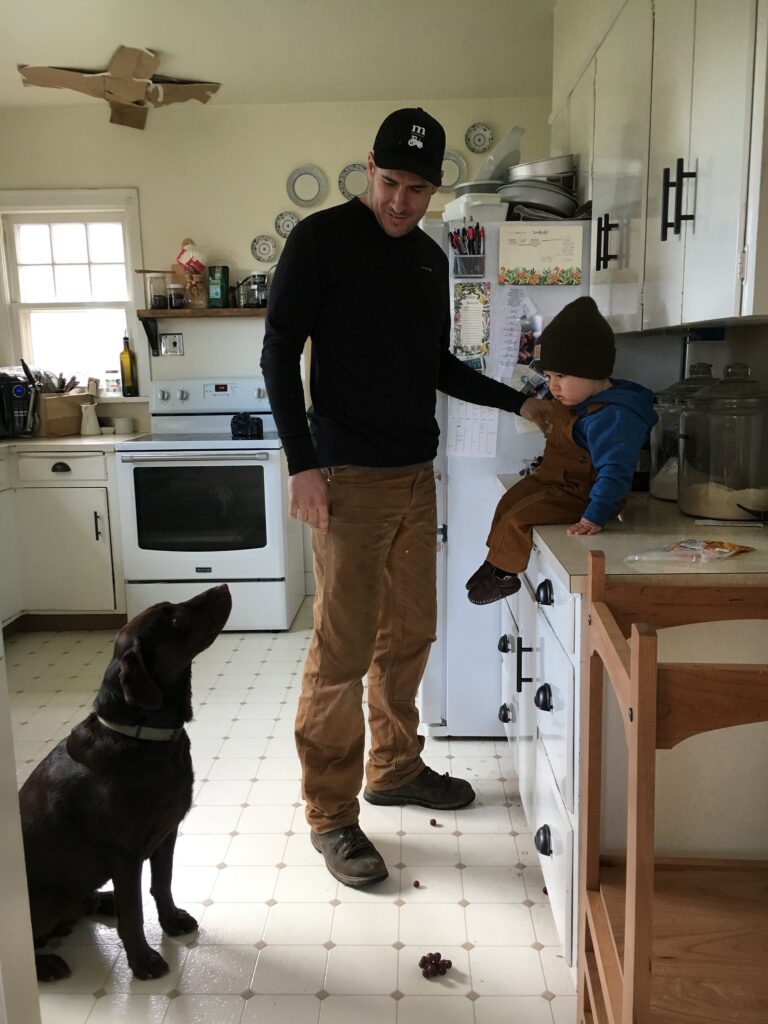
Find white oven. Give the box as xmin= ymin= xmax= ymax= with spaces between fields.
xmin=115 ymin=378 xmax=304 ymax=630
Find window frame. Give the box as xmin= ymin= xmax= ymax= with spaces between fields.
xmin=0 ymin=188 xmax=144 ymax=389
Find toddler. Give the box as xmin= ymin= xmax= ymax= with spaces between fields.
xmin=466 ymin=296 xmax=657 ymax=605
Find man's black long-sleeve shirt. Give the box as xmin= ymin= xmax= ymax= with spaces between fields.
xmin=261 ymin=198 xmax=525 ymax=474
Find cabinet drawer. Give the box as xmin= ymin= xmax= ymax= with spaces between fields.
xmin=17 ymin=452 xmax=107 ymax=482
xmin=533 ymin=561 xmax=575 ymax=656
xmin=536 ymin=612 xmax=575 ymax=812
xmin=532 ymin=742 xmax=574 ymax=965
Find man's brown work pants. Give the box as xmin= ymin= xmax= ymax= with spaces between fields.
xmin=295 ymin=465 xmax=437 ymax=833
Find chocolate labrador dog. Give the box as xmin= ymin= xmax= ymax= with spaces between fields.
xmin=19 ymin=584 xmax=232 ymax=981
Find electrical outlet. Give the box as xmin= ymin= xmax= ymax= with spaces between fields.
xmin=159 ymin=333 xmax=184 ymax=356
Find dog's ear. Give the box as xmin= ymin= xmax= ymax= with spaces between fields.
xmin=118 ymin=642 xmax=162 ymax=710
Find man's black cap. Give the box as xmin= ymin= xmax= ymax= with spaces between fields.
xmin=372 ymin=107 xmax=445 ymax=187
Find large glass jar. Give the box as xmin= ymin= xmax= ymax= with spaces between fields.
xmin=649 ymin=363 xmax=718 ymax=501
xmin=678 ymin=363 xmax=768 ymax=519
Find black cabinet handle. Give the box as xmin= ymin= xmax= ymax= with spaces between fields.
xmin=516 ymin=636 xmax=533 ymax=693
xmin=602 ymin=212 xmax=618 ymax=266
xmin=535 ymin=683 xmax=554 ymax=712
xmin=535 ymin=579 xmax=554 ymax=606
xmin=661 ymin=165 xmax=674 ymax=241
xmin=673 ymin=156 xmax=696 ymax=235
xmin=498 ymin=703 xmax=511 ymax=724
xmin=534 ymin=824 xmax=553 ymax=857
xmin=497 ymin=634 xmax=513 ymax=654
xmin=594 ymin=214 xmax=604 ymax=272
xmin=596 ymin=212 xmax=618 ymax=269
xmin=93 ymin=510 xmax=102 ymax=541
xmin=51 ymin=461 xmax=71 ymax=473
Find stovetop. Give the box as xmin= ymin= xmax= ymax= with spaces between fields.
xmin=115 ymin=431 xmax=282 ymax=451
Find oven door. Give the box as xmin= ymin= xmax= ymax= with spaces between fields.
xmin=116 ymin=449 xmax=286 ymax=581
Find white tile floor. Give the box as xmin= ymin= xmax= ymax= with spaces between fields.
xmin=6 ymin=598 xmax=576 ymax=1024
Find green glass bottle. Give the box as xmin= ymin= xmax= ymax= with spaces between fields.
xmin=119 ymin=334 xmax=138 ymax=397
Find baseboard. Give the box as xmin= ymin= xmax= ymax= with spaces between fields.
xmin=5 ymin=613 xmax=127 ymax=634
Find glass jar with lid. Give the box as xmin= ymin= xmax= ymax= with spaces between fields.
xmin=678 ymin=363 xmax=768 ymax=519
xmin=649 ymin=362 xmax=718 ymax=501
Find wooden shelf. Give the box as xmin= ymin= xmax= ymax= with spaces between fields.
xmin=136 ymin=308 xmax=266 ymax=319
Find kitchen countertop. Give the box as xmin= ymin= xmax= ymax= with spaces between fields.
xmin=497 ymin=476 xmax=768 ymax=592
xmin=0 ymin=435 xmax=143 ymax=454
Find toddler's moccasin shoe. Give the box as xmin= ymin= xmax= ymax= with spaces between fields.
xmin=465 ymin=561 xmax=495 ymax=589
xmin=467 ymin=572 xmax=521 ymax=605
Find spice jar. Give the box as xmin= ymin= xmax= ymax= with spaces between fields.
xmin=678 ymin=363 xmax=768 ymax=519
xmin=167 ymin=283 xmax=185 ymax=309
xmin=148 ymin=274 xmax=168 ymax=309
xmin=649 ymin=363 xmax=718 ymax=502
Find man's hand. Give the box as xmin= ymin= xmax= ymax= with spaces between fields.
xmin=288 ymin=469 xmax=330 ymax=531
xmin=566 ymin=518 xmax=602 ymax=536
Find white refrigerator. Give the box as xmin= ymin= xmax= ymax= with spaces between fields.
xmin=419 ymin=214 xmax=591 ymax=737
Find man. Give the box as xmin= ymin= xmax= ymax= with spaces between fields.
xmin=261 ymin=107 xmax=526 ymax=888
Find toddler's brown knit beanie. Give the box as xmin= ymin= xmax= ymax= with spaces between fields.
xmin=537 ymin=296 xmax=615 ymax=379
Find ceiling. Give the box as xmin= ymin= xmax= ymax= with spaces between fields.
xmin=0 ymin=0 xmax=554 ymax=109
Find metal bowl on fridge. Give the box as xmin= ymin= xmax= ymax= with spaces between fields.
xmin=496 ymin=180 xmax=578 ymax=217
xmin=454 ymin=180 xmax=504 ymax=198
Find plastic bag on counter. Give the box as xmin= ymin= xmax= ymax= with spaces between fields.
xmin=624 ymin=539 xmax=755 ymax=564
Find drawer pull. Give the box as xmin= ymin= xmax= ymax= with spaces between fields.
xmin=497 ymin=633 xmax=513 ymax=654
xmin=534 ymin=824 xmax=553 ymax=857
xmin=534 ymin=683 xmax=554 ymax=713
xmin=535 ymin=579 xmax=554 ymax=606
xmin=497 ymin=703 xmax=511 ymax=724
xmin=51 ymin=461 xmax=72 ymax=473
xmin=516 ymin=636 xmax=533 ymax=693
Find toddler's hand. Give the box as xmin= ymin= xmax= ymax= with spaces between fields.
xmin=566 ymin=518 xmax=602 ymax=536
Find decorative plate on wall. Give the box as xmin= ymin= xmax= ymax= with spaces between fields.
xmin=438 ymin=150 xmax=468 ymax=193
xmin=251 ymin=234 xmax=278 ymax=262
xmin=286 ymin=165 xmax=327 ymax=207
xmin=274 ymin=211 xmax=300 ymax=238
xmin=465 ymin=122 xmax=494 ymax=154
xmin=338 ymin=163 xmax=369 ymax=200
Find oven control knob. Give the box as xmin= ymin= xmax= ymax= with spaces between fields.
xmin=176 ymin=389 xmax=189 ymax=401
xmin=158 ymin=389 xmax=170 ymax=402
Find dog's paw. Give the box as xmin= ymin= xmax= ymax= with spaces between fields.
xmin=160 ymin=908 xmax=198 ymax=936
xmin=36 ymin=953 xmax=71 ymax=982
xmin=129 ymin=948 xmax=169 ymax=980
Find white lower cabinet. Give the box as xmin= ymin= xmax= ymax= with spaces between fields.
xmin=18 ymin=487 xmax=115 ymax=611
xmin=0 ymin=456 xmax=21 ymax=624
xmin=532 ymin=740 xmax=574 ymax=966
xmin=499 ymin=544 xmax=580 ymax=967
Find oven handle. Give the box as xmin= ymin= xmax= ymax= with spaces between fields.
xmin=119 ymin=451 xmax=271 ymax=463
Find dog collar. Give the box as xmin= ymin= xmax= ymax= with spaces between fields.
xmin=96 ymin=715 xmax=185 ymax=742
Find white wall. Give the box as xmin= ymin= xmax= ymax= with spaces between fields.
xmin=0 ymin=97 xmax=552 ymax=375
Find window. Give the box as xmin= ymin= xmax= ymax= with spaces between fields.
xmin=0 ymin=189 xmax=141 ymax=391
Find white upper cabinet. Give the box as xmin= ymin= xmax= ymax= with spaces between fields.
xmin=644 ymin=0 xmax=757 ymax=329
xmin=590 ymin=0 xmax=653 ymax=333
xmin=742 ymin=2 xmax=768 ymax=316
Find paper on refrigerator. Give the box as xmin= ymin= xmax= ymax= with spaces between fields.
xmin=446 ymin=398 xmax=499 ymax=457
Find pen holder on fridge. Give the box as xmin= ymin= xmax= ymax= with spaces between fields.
xmin=453 ymin=254 xmax=485 ymax=278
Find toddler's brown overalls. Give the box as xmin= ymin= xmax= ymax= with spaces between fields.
xmin=486 ymin=399 xmax=604 ymax=574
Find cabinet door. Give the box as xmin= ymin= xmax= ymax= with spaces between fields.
xmin=568 ymin=59 xmax=596 ymax=205
xmin=0 ymin=489 xmax=22 ymax=624
xmin=17 ymin=488 xmax=115 ymax=611
xmin=517 ymin=573 xmax=538 ymax=827
xmin=643 ymin=0 xmax=695 ymax=330
xmin=591 ymin=0 xmax=653 ymax=332
xmin=682 ymin=0 xmax=756 ymax=323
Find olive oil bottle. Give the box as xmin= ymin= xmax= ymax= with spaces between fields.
xmin=119 ymin=333 xmax=138 ymax=397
